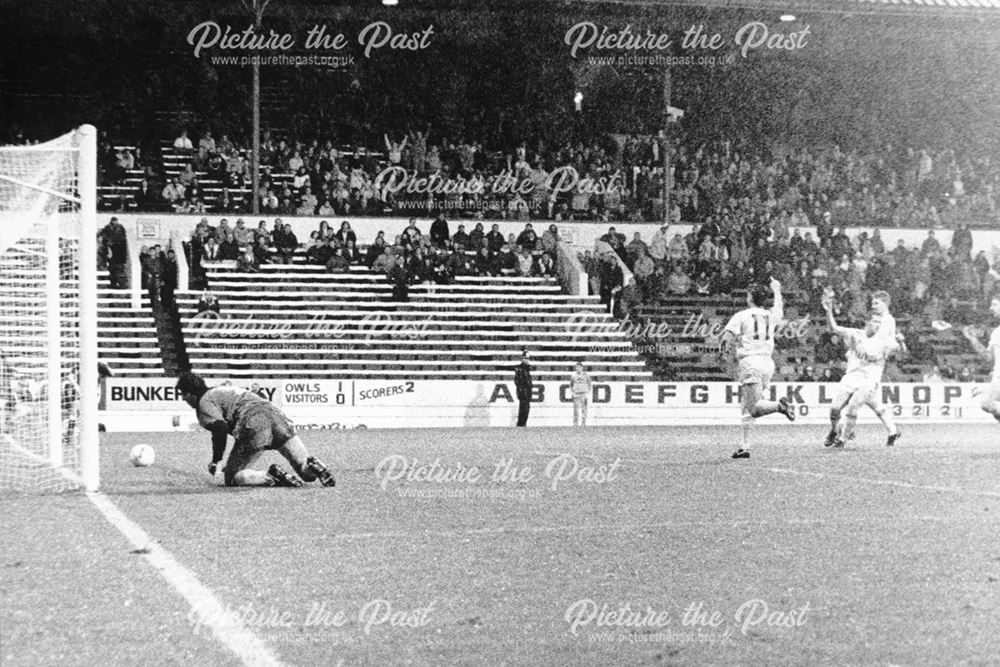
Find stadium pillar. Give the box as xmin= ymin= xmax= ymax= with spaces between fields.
xmin=251 ymin=23 xmax=261 ymax=214
xmin=247 ymin=0 xmax=272 ymax=215
xmin=662 ymin=67 xmax=672 ymax=225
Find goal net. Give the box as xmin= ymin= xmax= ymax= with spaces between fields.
xmin=0 ymin=126 xmax=99 ymax=493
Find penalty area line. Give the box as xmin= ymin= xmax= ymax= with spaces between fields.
xmin=765 ymin=467 xmax=1000 ymax=498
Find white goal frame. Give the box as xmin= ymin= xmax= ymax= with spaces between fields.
xmin=0 ymin=125 xmax=99 ymax=491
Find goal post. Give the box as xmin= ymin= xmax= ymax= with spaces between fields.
xmin=0 ymin=125 xmax=99 ymax=493
xmin=79 ymin=125 xmax=99 ymax=492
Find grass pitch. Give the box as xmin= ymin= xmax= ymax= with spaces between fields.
xmin=3 ymin=423 xmax=1000 ymax=666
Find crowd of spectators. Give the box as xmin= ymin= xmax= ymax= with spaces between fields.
xmin=184 ymin=215 xmax=560 ymax=296
xmin=586 ymin=219 xmax=1000 ymax=381
xmin=101 ymin=127 xmax=1000 ymax=229
xmin=669 ymin=140 xmax=999 ymax=230
xmin=593 ymin=220 xmax=998 ymax=315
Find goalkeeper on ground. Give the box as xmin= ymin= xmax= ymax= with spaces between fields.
xmin=176 ymin=372 xmax=335 ymax=487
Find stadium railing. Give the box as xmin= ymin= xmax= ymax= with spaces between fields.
xmin=556 ymin=241 xmax=587 ymax=296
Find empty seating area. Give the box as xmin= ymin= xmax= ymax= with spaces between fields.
xmin=94 ymin=270 xmax=162 ymax=376
xmin=180 ymin=265 xmax=650 ymax=381
xmin=94 ymin=284 xmax=163 ymax=377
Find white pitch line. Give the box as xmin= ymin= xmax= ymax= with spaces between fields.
xmin=325 ymin=514 xmax=949 ymax=542
xmin=765 ymin=467 xmax=1000 ymax=498
xmin=5 ymin=435 xmax=284 ymax=665
xmin=86 ymin=492 xmax=286 ymax=667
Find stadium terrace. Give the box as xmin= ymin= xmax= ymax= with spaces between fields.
xmin=4 ymin=1 xmax=1000 ymax=664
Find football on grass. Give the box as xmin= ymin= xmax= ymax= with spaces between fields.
xmin=129 ymin=444 xmax=155 ymax=467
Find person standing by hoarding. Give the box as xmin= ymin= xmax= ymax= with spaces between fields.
xmin=514 ymin=350 xmax=533 ymax=427
xmin=570 ymin=361 xmax=592 ymax=426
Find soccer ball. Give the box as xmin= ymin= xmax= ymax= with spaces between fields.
xmin=129 ymin=444 xmax=155 ymax=467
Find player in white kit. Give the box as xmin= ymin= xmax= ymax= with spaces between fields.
xmin=822 ymin=291 xmax=903 ymax=448
xmin=720 ymin=277 xmax=796 ymax=459
xmin=962 ymin=293 xmax=1000 ymax=423
xmin=822 ymin=302 xmax=899 ymax=448
xmin=864 ymin=291 xmax=905 ymax=445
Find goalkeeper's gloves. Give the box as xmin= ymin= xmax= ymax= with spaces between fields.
xmin=208 ymin=461 xmax=220 ymax=476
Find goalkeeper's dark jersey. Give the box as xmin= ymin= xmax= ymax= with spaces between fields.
xmin=196 ymin=385 xmax=270 ymax=434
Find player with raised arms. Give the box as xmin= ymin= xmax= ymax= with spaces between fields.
xmin=862 ymin=291 xmax=905 ymax=444
xmin=822 ymin=300 xmax=900 ymax=448
xmin=720 ymin=277 xmax=796 ymax=459
xmin=175 ymin=372 xmax=336 ymax=487
xmin=962 ymin=293 xmax=1000 ymax=424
